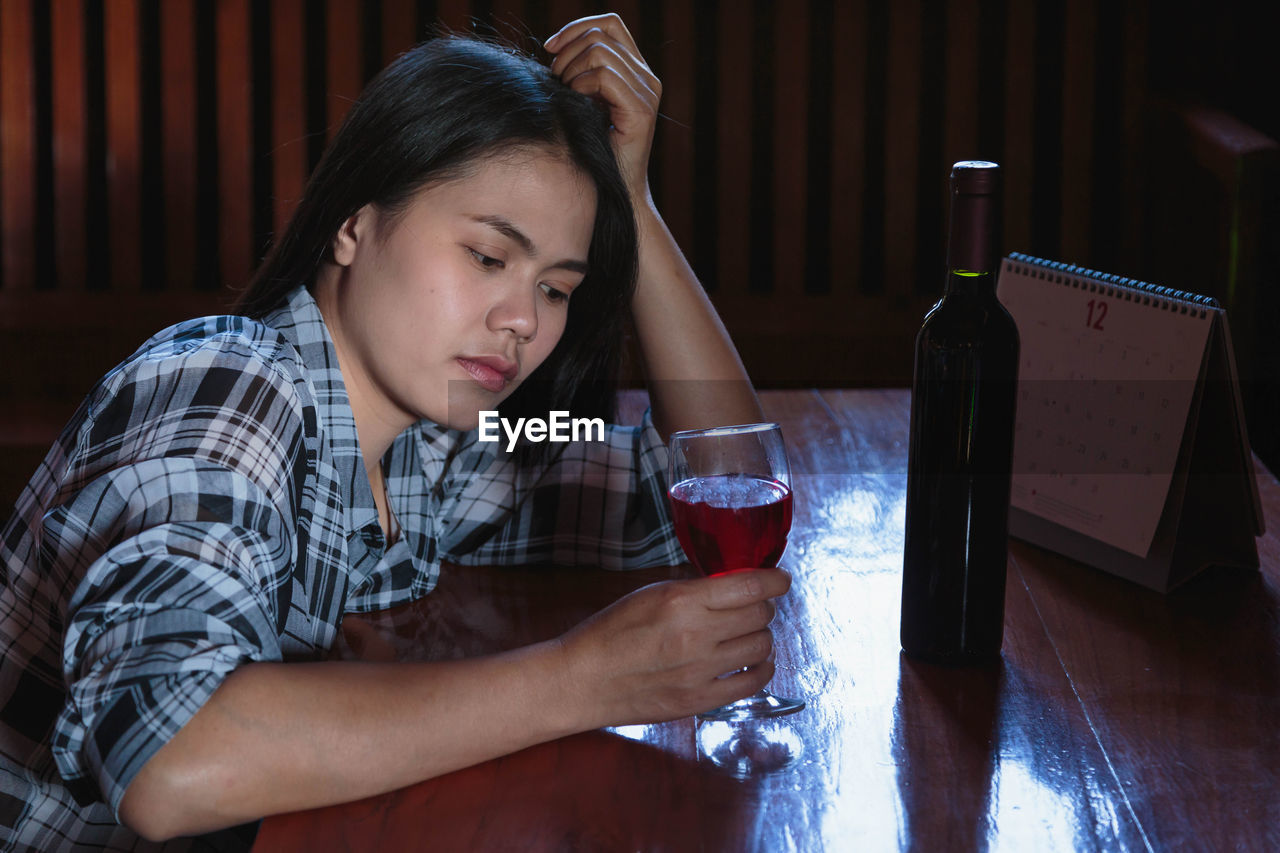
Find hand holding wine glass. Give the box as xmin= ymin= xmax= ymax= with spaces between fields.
xmin=555 ymin=567 xmax=790 ymax=727
xmin=667 ymin=423 xmax=805 ymax=721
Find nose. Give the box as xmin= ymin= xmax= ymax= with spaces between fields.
xmin=486 ymin=279 xmax=538 ymax=343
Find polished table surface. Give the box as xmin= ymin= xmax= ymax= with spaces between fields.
xmin=253 ymin=389 xmax=1279 ymax=852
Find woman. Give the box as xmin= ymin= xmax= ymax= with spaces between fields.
xmin=0 ymin=15 xmax=788 ymax=849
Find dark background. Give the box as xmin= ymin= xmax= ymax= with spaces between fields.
xmin=1 ymin=0 xmax=1276 ymax=506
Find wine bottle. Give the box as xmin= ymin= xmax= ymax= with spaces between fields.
xmin=900 ymin=160 xmax=1020 ymax=665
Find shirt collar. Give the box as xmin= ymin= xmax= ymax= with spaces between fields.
xmin=262 ymin=286 xmax=380 ymax=538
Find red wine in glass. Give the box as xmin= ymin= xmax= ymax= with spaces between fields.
xmin=667 ymin=422 xmax=805 ymax=724
xmin=669 ymin=475 xmax=793 ymax=575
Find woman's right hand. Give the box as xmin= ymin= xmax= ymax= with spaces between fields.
xmin=545 ymin=13 xmax=661 ymax=208
xmin=556 ymin=568 xmax=791 ymax=727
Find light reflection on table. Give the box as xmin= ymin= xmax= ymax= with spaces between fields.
xmin=254 ymin=389 xmax=1280 ymax=852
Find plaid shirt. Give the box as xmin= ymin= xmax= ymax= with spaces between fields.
xmin=0 ymin=286 xmax=682 ymax=852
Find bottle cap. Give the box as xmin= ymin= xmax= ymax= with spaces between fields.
xmin=946 ymin=161 xmax=1002 ymax=273
xmin=951 ymin=161 xmax=1001 ymax=195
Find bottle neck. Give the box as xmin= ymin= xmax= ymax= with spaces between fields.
xmin=943 ymin=185 xmax=999 ymax=296
xmin=944 ymin=267 xmax=996 ymax=296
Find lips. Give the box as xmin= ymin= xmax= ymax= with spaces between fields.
xmin=457 ymin=356 xmax=518 ymax=393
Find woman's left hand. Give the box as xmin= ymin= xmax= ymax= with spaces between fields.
xmin=548 ymin=14 xmax=763 ymax=436
xmin=545 ymin=14 xmax=661 ymax=205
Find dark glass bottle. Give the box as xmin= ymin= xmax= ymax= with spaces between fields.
xmin=900 ymin=161 xmax=1020 ymax=665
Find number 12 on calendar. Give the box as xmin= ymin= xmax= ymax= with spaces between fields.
xmin=1086 ymin=299 xmax=1107 ymax=330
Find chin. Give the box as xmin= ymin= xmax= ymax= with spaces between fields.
xmin=417 ymin=403 xmax=479 ymax=432
xmin=435 ymin=387 xmax=511 ymax=433
xmin=444 ymin=411 xmax=483 ymax=432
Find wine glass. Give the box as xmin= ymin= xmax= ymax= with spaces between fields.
xmin=668 ymin=422 xmax=805 ymax=722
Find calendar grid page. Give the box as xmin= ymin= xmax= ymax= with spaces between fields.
xmin=996 ymin=259 xmax=1214 ymax=558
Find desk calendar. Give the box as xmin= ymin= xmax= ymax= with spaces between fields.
xmin=996 ymin=253 xmax=1263 ymax=591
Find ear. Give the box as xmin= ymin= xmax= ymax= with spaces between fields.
xmin=331 ymin=204 xmax=374 ymax=267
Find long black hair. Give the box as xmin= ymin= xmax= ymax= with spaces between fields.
xmin=238 ymin=35 xmax=636 ymax=440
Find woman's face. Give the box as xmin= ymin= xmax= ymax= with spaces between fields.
xmin=318 ymin=148 xmax=597 ymax=435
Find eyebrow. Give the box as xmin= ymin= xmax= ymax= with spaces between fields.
xmin=469 ymin=214 xmax=590 ymax=277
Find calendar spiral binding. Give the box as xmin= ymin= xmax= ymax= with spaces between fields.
xmin=1004 ymin=252 xmax=1219 ymax=319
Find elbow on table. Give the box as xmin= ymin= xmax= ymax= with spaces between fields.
xmin=119 ymin=781 xmax=185 ymax=843
xmin=118 ymin=754 xmax=240 ymax=843
xmin=119 ymin=774 xmax=197 ymax=843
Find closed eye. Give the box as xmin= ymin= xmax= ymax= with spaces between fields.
xmin=539 ymin=283 xmax=569 ymax=304
xmin=467 ymin=248 xmax=504 ymax=270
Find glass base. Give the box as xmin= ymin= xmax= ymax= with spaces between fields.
xmin=696 ymin=717 xmax=806 ymax=778
xmin=696 ymin=689 xmax=805 ymax=722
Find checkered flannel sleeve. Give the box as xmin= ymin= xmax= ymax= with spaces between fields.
xmin=40 ymin=328 xmax=310 ymax=817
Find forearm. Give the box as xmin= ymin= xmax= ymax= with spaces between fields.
xmin=120 ymin=565 xmax=791 ymax=841
xmin=543 ymin=16 xmax=760 ymax=435
xmin=631 ymin=199 xmax=763 ymax=438
xmin=119 ymin=639 xmax=578 ymax=840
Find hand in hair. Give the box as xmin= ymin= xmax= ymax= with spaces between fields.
xmin=546 ymin=14 xmax=764 ymax=436
xmin=545 ymin=14 xmax=661 ymax=207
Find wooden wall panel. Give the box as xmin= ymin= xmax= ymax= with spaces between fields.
xmin=490 ymin=0 xmax=518 ymax=34
xmin=943 ymin=0 xmax=980 ymax=166
xmin=829 ymin=0 xmax=866 ymax=298
xmin=271 ymin=0 xmax=307 ymax=241
xmin=655 ymin=0 xmax=694 ymax=255
xmin=217 ymin=0 xmax=253 ymax=297
xmin=104 ymin=0 xmax=141 ymax=295
xmin=51 ymin=0 xmax=86 ymax=293
xmin=160 ymin=0 xmax=197 ymax=293
xmin=1003 ymin=0 xmax=1035 ymax=256
xmin=1060 ymin=0 xmax=1096 ymax=264
xmin=0 ymin=0 xmax=1183 ymax=454
xmin=1118 ymin=0 xmax=1150 ymax=264
xmin=935 ymin=0 xmax=980 ymax=292
xmin=609 ymin=0 xmax=643 ymax=39
xmin=883 ymin=0 xmax=922 ymax=299
xmin=547 ymin=1 xmax=590 ymax=34
xmin=381 ymin=0 xmax=418 ymax=61
xmin=802 ymin=0 xmax=832 ymax=295
xmin=326 ymin=0 xmax=365 ymax=140
xmin=1 ymin=0 xmax=36 ymax=295
xmin=714 ymin=2 xmax=750 ymax=298
xmin=435 ymin=0 xmax=471 ymax=33
xmin=772 ymin=0 xmax=808 ymax=302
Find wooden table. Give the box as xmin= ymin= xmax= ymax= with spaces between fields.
xmin=253 ymin=389 xmax=1279 ymax=851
